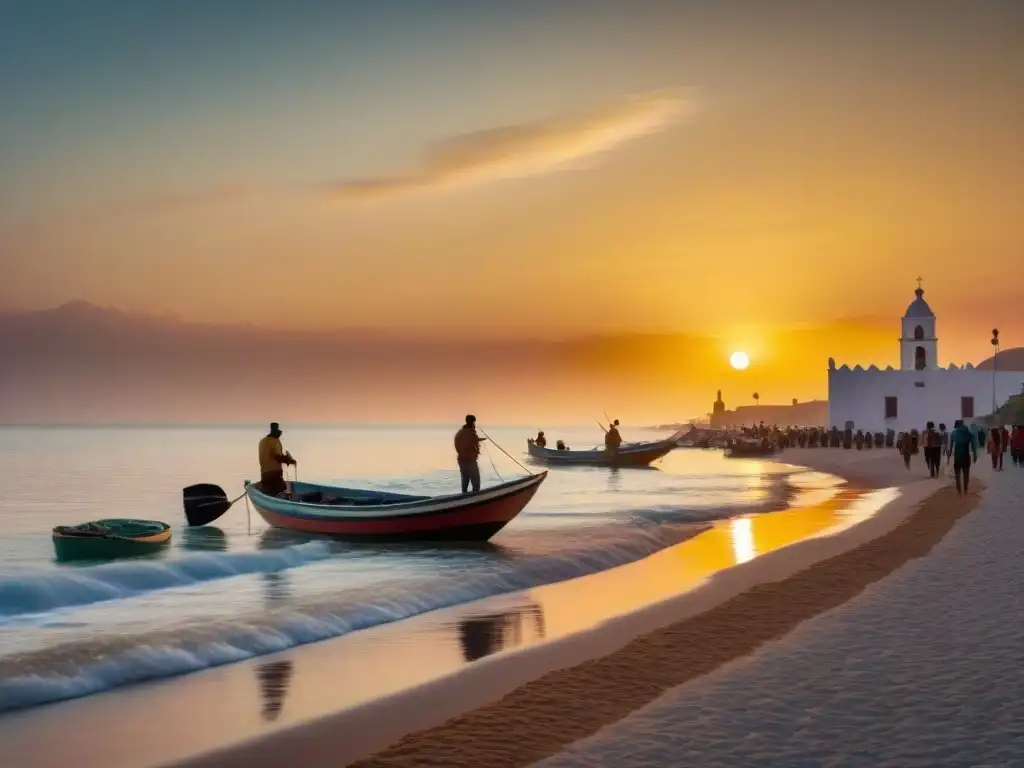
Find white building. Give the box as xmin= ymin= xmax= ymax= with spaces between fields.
xmin=827 ymin=284 xmax=1024 ymax=432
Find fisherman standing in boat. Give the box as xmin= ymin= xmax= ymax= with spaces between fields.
xmin=454 ymin=415 xmax=487 ymax=493
xmin=605 ymin=419 xmax=622 ymax=454
xmin=259 ymin=422 xmax=296 ymax=497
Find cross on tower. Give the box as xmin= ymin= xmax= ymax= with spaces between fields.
xmin=916 ymin=276 xmax=923 ymax=290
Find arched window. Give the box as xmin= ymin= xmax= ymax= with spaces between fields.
xmin=915 ymin=346 xmax=927 ymax=370
xmin=913 ymin=325 xmax=925 ymax=340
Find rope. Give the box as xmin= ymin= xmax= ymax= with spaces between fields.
xmin=483 ymin=441 xmax=505 ymax=483
xmin=244 ymin=485 xmax=253 ymax=536
xmin=479 ymin=430 xmax=531 ymax=474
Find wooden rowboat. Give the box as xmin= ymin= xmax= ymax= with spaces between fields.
xmin=52 ymin=519 xmax=172 ymax=561
xmin=185 ymin=473 xmax=547 ymax=542
xmin=246 ymin=474 xmax=546 ymax=541
xmin=526 ymin=434 xmax=678 ymax=468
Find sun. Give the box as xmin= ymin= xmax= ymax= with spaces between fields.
xmin=730 ymin=351 xmax=750 ymax=370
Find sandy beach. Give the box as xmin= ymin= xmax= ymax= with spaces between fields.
xmin=0 ymin=448 xmax=985 ymax=768
xmin=542 ymin=457 xmax=1021 ymax=767
xmin=145 ymin=447 xmax=978 ymax=768
xmin=338 ymin=452 xmax=982 ymax=767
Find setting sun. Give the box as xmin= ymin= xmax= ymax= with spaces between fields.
xmin=730 ymin=351 xmax=750 ymax=370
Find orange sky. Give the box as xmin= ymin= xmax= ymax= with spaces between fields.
xmin=1 ymin=2 xmax=1022 ymax=424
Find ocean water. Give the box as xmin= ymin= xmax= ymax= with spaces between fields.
xmin=0 ymin=425 xmax=841 ymax=713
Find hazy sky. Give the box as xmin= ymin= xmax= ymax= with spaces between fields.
xmin=3 ymin=0 xmax=1023 ymax=346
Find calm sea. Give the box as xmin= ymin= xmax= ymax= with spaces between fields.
xmin=0 ymin=425 xmax=842 ymax=713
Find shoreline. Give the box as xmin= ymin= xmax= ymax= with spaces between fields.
xmin=1 ymin=465 xmax=859 ymax=768
xmin=170 ymin=452 xmax=952 ymax=768
xmin=343 ymin=466 xmax=981 ymax=767
xmin=1 ymin=450 xmax=959 ymax=768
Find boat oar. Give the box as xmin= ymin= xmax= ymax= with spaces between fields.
xmin=182 ymin=483 xmax=248 ymax=527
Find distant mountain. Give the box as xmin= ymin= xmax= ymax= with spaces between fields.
xmin=976 ymin=347 xmax=1024 ymax=371
xmin=0 ymin=302 xmax=702 ymax=424
xmin=0 ymin=301 xmax=898 ymax=424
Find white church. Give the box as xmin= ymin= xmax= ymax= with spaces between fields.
xmin=827 ymin=283 xmax=1024 ymax=432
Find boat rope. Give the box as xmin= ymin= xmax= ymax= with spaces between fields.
xmin=244 ymin=486 xmax=253 ymax=536
xmin=483 ymin=442 xmax=504 ymax=483
xmin=479 ymin=430 xmax=531 ymax=475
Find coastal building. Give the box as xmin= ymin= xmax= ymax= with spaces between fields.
xmin=827 ymin=283 xmax=1024 ymax=432
xmin=708 ymin=391 xmax=827 ymax=428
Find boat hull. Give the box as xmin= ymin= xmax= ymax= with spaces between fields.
xmin=52 ymin=519 xmax=172 ymax=561
xmin=526 ymin=439 xmax=676 ymax=468
xmin=246 ymin=472 xmax=547 ymax=541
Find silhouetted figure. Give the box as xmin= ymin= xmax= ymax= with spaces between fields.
xmin=605 ymin=419 xmax=622 ymax=453
xmin=988 ymin=427 xmax=1002 ymax=470
xmin=898 ymin=432 xmax=912 ymax=469
xmin=454 ymin=415 xmax=487 ymax=493
xmin=1011 ymin=424 xmax=1024 ymax=467
xmin=535 ymin=431 xmax=547 ymax=448
xmin=258 ymin=422 xmax=296 ymax=497
xmin=923 ymin=421 xmax=942 ymax=477
xmin=948 ymin=419 xmax=978 ymax=494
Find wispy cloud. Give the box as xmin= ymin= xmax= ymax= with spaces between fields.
xmin=122 ymin=183 xmax=264 ymax=215
xmin=328 ymin=89 xmax=693 ymax=202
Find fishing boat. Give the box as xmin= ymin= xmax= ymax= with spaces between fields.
xmin=52 ymin=519 xmax=172 ymax=561
xmin=526 ymin=433 xmax=680 ymax=468
xmin=184 ymin=473 xmax=547 ymax=542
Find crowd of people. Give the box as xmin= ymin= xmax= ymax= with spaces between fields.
xmin=697 ymin=419 xmax=1024 ymax=497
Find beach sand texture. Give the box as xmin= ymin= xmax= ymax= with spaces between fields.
xmin=542 ymin=463 xmax=1022 ymax=767
xmin=342 ymin=452 xmax=985 ymax=767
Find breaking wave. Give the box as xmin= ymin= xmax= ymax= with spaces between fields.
xmin=0 ymin=542 xmax=334 ymax=619
xmin=0 ymin=515 xmax=714 ymax=712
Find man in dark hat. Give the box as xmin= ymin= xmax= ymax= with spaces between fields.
xmin=258 ymin=422 xmax=296 ymax=497
xmin=454 ymin=414 xmax=487 ymax=493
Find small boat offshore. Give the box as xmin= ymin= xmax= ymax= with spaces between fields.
xmin=526 ymin=434 xmax=679 ymax=468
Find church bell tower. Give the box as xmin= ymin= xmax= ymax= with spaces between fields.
xmin=899 ymin=278 xmax=938 ymax=371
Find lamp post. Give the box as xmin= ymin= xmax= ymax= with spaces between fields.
xmin=752 ymin=392 xmax=760 ymax=428
xmin=991 ymin=328 xmax=1000 ymax=415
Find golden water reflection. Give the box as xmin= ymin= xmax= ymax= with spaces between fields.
xmin=0 ymin=485 xmax=901 ymax=768
xmin=522 ymin=487 xmax=897 ymax=638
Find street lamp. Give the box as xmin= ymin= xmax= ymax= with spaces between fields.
xmin=991 ymin=328 xmax=1000 ymax=414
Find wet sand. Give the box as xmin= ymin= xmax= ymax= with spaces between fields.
xmin=4 ymin=468 xmax=878 ymax=768
xmin=165 ymin=451 xmax=967 ymax=768
xmin=4 ymin=450 xmax=972 ymax=768
xmin=344 ymin=478 xmax=982 ymax=767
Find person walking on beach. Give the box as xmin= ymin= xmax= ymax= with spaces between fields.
xmin=923 ymin=422 xmax=942 ymax=477
xmin=948 ymin=419 xmax=978 ymax=495
xmin=988 ymin=427 xmax=1002 ymax=470
xmin=454 ymin=415 xmax=487 ymax=493
xmin=1011 ymin=424 xmax=1024 ymax=467
xmin=897 ymin=432 xmax=912 ymax=469
xmin=258 ymin=422 xmax=296 ymax=497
